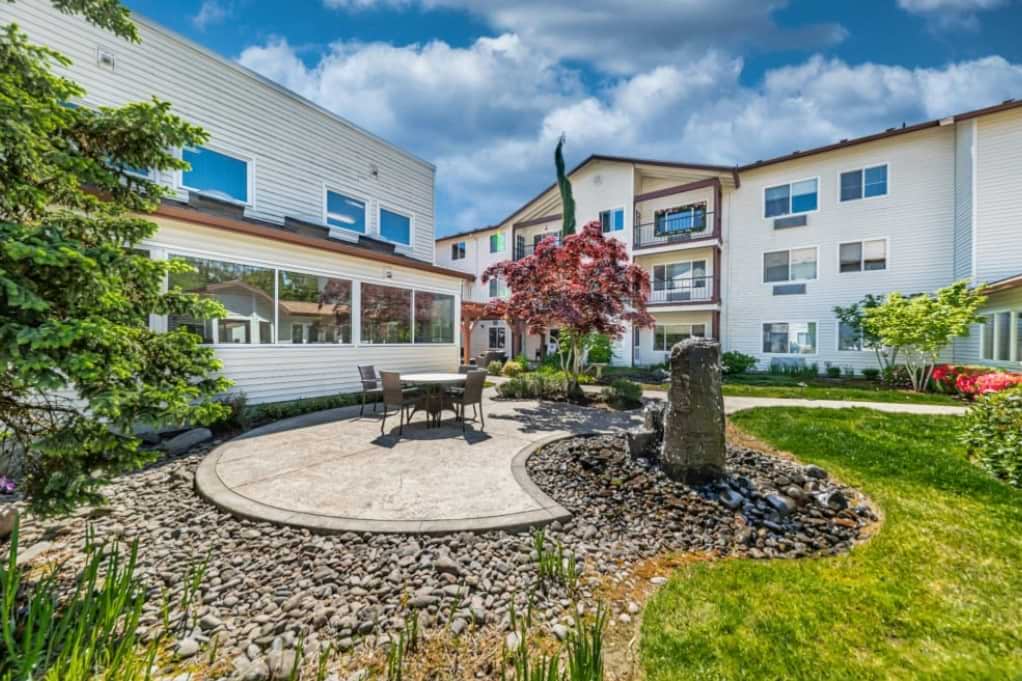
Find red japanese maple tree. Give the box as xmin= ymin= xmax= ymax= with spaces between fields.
xmin=483 ymin=220 xmax=654 ymax=396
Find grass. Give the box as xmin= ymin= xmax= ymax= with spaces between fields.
xmin=639 ymin=408 xmax=1022 ymax=680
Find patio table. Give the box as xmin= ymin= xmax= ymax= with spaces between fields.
xmin=401 ymin=373 xmax=466 ymax=427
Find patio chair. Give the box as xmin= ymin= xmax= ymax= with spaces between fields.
xmin=379 ymin=371 xmax=420 ymax=435
xmin=448 ymin=370 xmax=486 ymax=432
xmin=358 ymin=365 xmax=381 ymax=416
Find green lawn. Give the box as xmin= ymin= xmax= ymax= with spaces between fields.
xmin=640 ymin=408 xmax=1022 ymax=680
xmin=719 ymin=382 xmax=960 ymax=405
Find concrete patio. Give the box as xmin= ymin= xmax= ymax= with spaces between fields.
xmin=196 ymin=391 xmax=643 ymax=534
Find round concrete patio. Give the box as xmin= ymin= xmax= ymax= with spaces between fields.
xmin=195 ymin=392 xmax=643 ymax=534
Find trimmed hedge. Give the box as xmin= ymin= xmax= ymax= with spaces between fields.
xmin=961 ymin=385 xmax=1022 ymax=488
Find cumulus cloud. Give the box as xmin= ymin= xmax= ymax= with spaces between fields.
xmin=239 ymin=33 xmax=1022 ymax=232
xmin=897 ymin=0 xmax=1008 ymax=29
xmin=192 ymin=0 xmax=230 ymax=30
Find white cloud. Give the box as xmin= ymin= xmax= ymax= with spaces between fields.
xmin=239 ymin=34 xmax=1022 ymax=231
xmin=897 ymin=0 xmax=1007 ymax=29
xmin=322 ymin=0 xmax=847 ymax=75
xmin=192 ymin=0 xmax=230 ymax=31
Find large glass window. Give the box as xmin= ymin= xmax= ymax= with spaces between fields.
xmin=380 ymin=208 xmax=412 ymax=245
xmin=653 ymin=324 xmax=706 ymax=351
xmin=489 ymin=326 xmax=506 ymax=349
xmin=763 ymin=247 xmax=817 ymax=283
xmin=414 ymin=291 xmax=455 ymax=344
xmin=600 ymin=208 xmax=624 ymax=233
xmin=277 ymin=270 xmax=352 ymax=344
xmin=765 ymin=179 xmax=817 ymax=218
xmin=325 ymin=190 xmax=366 ymax=234
xmin=181 ymin=147 xmax=249 ymax=203
xmin=762 ymin=322 xmax=816 ymax=354
xmin=840 ymin=165 xmax=888 ymax=202
xmin=653 ymin=261 xmax=707 ymax=300
xmin=168 ymin=255 xmax=274 ymax=344
xmin=361 ymin=283 xmax=412 ymax=344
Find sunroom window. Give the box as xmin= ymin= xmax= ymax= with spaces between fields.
xmin=182 ymin=146 xmax=249 ymax=204
xmin=277 ymin=270 xmax=352 ymax=344
xmin=167 ymin=255 xmax=274 ymax=344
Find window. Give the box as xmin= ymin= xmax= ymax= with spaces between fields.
xmin=763 ymin=247 xmax=817 ymax=283
xmin=451 ymin=241 xmax=466 ymax=260
xmin=414 ymin=291 xmax=455 ymax=344
xmin=839 ymin=239 xmax=887 ymax=273
xmin=762 ymin=322 xmax=817 ymax=354
xmin=361 ymin=283 xmax=411 ymax=344
xmin=489 ymin=326 xmax=506 ymax=350
xmin=167 ymin=255 xmax=274 ymax=344
xmin=764 ymin=179 xmax=817 ymax=218
xmin=653 ymin=260 xmax=707 ymax=300
xmin=489 ymin=233 xmax=505 ymax=253
xmin=379 ymin=208 xmax=412 ymax=246
xmin=655 ymin=203 xmax=706 ymax=235
xmin=981 ymin=314 xmax=995 ymax=360
xmin=325 ymin=190 xmax=366 ymax=234
xmin=599 ymin=208 xmax=624 ymax=233
xmin=489 ymin=277 xmax=501 ymax=298
xmin=277 ymin=270 xmax=352 ymax=344
xmin=653 ymin=324 xmax=706 ymax=351
xmin=995 ymin=312 xmax=1012 ymax=362
xmin=182 ymin=146 xmax=249 ymax=204
xmin=838 ymin=321 xmax=864 ymax=351
xmin=840 ymin=164 xmax=888 ymax=202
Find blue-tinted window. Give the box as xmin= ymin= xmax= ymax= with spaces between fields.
xmin=790 ymin=179 xmax=818 ymax=213
xmin=182 ymin=147 xmax=248 ymax=203
xmin=840 ymin=170 xmax=862 ymax=202
xmin=326 ymin=191 xmax=366 ymax=233
xmin=765 ymin=180 xmax=816 ymax=217
xmin=764 ymin=184 xmax=790 ymax=218
xmin=864 ymin=165 xmax=888 ymax=197
xmin=380 ymin=208 xmax=411 ymax=245
xmin=599 ymin=208 xmax=624 ymax=232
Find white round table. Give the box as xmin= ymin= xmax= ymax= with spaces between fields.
xmin=400 ymin=373 xmax=466 ymax=427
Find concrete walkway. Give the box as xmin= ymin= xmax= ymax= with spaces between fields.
xmin=196 ymin=392 xmax=642 ymax=535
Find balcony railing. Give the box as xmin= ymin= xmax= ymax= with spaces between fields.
xmin=649 ymin=276 xmax=717 ymax=305
xmin=514 ymin=235 xmax=561 ymax=260
xmin=634 ymin=211 xmax=716 ymax=250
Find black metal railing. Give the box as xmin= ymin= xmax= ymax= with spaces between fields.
xmin=514 ymin=235 xmax=561 ymax=260
xmin=634 ymin=211 xmax=716 ymax=249
xmin=649 ymin=276 xmax=716 ymax=304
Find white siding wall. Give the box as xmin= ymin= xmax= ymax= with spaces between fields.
xmin=436 ymin=227 xmax=511 ymax=303
xmin=953 ymin=122 xmax=975 ymax=281
xmin=147 ymin=216 xmax=462 ymax=404
xmin=974 ymin=109 xmax=1022 ymax=284
xmin=2 ymin=0 xmax=437 ymax=263
xmin=724 ymin=127 xmax=958 ymax=373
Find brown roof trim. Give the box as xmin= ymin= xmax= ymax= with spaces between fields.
xmin=513 ymin=213 xmax=562 ymax=229
xmin=153 ymin=203 xmax=475 ymax=282
xmin=740 ymin=98 xmax=1022 ymax=172
xmin=437 ymin=224 xmax=503 ymax=242
xmin=635 ymin=177 xmax=719 ymax=203
xmin=985 ymin=271 xmax=1022 ymax=294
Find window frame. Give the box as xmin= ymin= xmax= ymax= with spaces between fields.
xmin=177 ymin=143 xmax=255 ymax=207
xmin=762 ymin=176 xmax=819 ymax=219
xmin=489 ymin=232 xmax=506 ymax=254
xmin=835 ymin=320 xmax=870 ymax=352
xmin=376 ymin=203 xmax=415 ymax=248
xmin=980 ymin=309 xmax=1022 ymax=364
xmin=451 ymin=241 xmax=466 ymax=260
xmin=653 ymin=323 xmax=708 ymax=352
xmin=761 ymin=320 xmax=819 ymax=356
xmin=837 ymin=237 xmax=890 ymax=274
xmin=761 ymin=245 xmax=820 ymax=284
xmin=488 ymin=325 xmax=506 ymax=350
xmin=322 ymin=183 xmax=369 ymax=237
xmin=838 ymin=162 xmax=889 ymax=203
xmin=599 ymin=206 xmax=625 ymax=233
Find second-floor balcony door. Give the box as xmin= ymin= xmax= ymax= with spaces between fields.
xmin=653 ymin=260 xmax=707 ymax=303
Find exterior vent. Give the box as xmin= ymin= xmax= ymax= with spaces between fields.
xmin=773 ymin=215 xmax=807 ymax=230
xmin=773 ymin=283 xmax=807 ymax=296
xmin=96 ymin=48 xmax=115 ymax=71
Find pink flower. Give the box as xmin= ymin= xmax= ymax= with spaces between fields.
xmin=974 ymin=372 xmax=1022 ymax=395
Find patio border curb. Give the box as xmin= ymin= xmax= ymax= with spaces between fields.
xmin=195 ymin=426 xmax=573 ymax=536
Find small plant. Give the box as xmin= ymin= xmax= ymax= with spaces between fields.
xmin=825 ymin=366 xmax=842 ymax=379
xmin=532 ymin=528 xmax=579 ymax=595
xmin=961 ymin=385 xmax=1022 ymax=487
xmin=862 ymin=368 xmax=880 ymax=380
xmin=721 ymin=351 xmax=757 ymax=375
xmin=498 ymin=374 xmax=568 ymax=401
xmin=584 ymin=333 xmax=613 ymax=366
xmin=769 ymin=362 xmax=819 ymax=380
xmin=488 ymin=360 xmax=505 ymax=376
xmin=600 ymin=379 xmax=642 ymax=409
xmin=502 ymin=360 xmax=526 ymax=378
xmin=565 ymin=605 xmax=607 ymax=681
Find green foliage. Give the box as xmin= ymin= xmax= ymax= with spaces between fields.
xmin=833 ymin=294 xmax=895 ymax=370
xmin=501 ymin=359 xmax=526 ymax=378
xmin=961 ymin=386 xmax=1022 ymax=487
xmin=1 ymin=519 xmax=205 ymax=680
xmin=488 ymin=360 xmax=505 ymax=376
xmin=861 ymin=368 xmax=880 ymax=380
xmin=564 ymin=605 xmax=606 ymax=681
xmin=584 ymin=333 xmax=612 ymax=365
xmin=767 ymin=362 xmax=819 ymax=379
xmin=248 ymin=391 xmax=360 ymax=426
xmin=514 ymin=353 xmax=531 ymax=367
xmin=498 ymin=373 xmax=567 ymax=400
xmin=721 ymin=351 xmax=757 ymax=375
xmin=863 ymin=281 xmax=986 ymax=391
xmin=825 ymin=366 xmax=842 ymax=379
xmin=555 ymin=135 xmax=575 ymax=237
xmin=532 ymin=527 xmax=579 ymax=596
xmin=601 ymin=378 xmax=643 ymax=409
xmin=0 ymin=1 xmax=229 ymax=515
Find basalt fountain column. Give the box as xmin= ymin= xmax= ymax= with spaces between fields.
xmin=660 ymin=338 xmax=726 ymax=483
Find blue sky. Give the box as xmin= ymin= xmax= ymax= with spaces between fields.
xmin=122 ymin=0 xmax=1022 ymax=236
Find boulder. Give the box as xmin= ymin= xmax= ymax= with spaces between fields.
xmin=660 ymin=339 xmax=726 ymax=483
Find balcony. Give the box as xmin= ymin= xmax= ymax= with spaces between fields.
xmin=633 ymin=211 xmax=717 ymax=250
xmin=514 ymin=235 xmax=560 ymax=260
xmin=648 ymin=276 xmax=718 ymax=306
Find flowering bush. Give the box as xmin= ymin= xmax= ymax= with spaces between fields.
xmin=974 ymin=372 xmax=1022 ymax=395
xmin=930 ymin=364 xmax=1022 ymax=399
xmin=961 ymin=385 xmax=1022 ymax=488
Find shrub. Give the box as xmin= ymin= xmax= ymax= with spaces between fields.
xmin=961 ymin=386 xmax=1022 ymax=487
xmin=722 ymin=351 xmax=757 ymax=375
xmin=514 ymin=353 xmax=531 ymax=367
xmin=769 ymin=362 xmax=819 ymax=380
xmin=861 ymin=368 xmax=880 ymax=380
xmin=497 ymin=373 xmax=567 ymax=400
xmin=601 ymin=379 xmax=643 ymax=409
xmin=501 ymin=360 xmax=526 ymax=378
xmin=585 ymin=333 xmax=613 ymax=365
xmin=882 ymin=365 xmax=913 ymax=388
xmin=487 ymin=360 xmax=504 ymax=376
xmin=930 ymin=364 xmax=1021 ymax=399
xmin=825 ymin=366 xmax=842 ymax=379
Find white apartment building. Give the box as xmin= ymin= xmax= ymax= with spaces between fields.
xmin=437 ymin=102 xmax=1022 ymax=373
xmin=4 ymin=0 xmax=474 ymax=404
